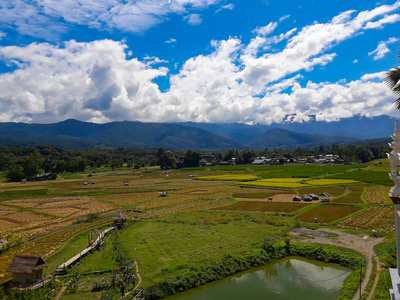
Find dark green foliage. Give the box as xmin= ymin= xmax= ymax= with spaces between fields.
xmin=326 ymin=170 xmax=392 ymax=186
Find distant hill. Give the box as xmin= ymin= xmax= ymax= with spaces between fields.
xmin=177 ymin=115 xmax=397 ymax=142
xmin=0 ymin=119 xmax=245 ymax=150
xmin=249 ymin=129 xmax=355 ymax=149
xmin=0 ymin=116 xmax=395 ymax=150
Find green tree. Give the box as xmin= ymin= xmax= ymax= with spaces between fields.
xmin=387 ymin=52 xmax=400 ymax=109
xmin=183 ymin=150 xmax=201 ymax=167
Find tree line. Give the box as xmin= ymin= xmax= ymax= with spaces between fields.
xmin=0 ymin=143 xmax=389 ymax=181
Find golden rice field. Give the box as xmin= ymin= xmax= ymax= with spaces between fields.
xmin=337 ymin=206 xmax=395 ymax=232
xmin=239 ymin=178 xmax=359 ymax=188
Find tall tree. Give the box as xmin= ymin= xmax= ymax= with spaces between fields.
xmin=387 ymin=51 xmax=400 ymax=109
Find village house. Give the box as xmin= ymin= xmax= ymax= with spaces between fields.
xmin=199 ymin=155 xmax=216 ymax=166
xmin=252 ymin=157 xmax=271 ymax=165
xmin=7 ymin=255 xmax=48 ymax=284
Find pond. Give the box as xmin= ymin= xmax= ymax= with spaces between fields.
xmin=164 ymin=256 xmax=349 ymax=300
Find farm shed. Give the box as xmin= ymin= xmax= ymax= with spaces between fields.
xmin=7 ymin=255 xmax=48 ymax=284
xmin=112 ymin=211 xmax=127 ymax=229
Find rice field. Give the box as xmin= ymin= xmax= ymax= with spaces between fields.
xmin=364 ymin=186 xmax=390 ymax=204
xmin=333 ymin=192 xmax=364 ymax=204
xmin=294 ymin=204 xmax=362 ymax=223
xmin=338 ymin=207 xmax=395 ymax=232
xmin=239 ymin=178 xmax=359 ymax=188
xmin=215 ymin=201 xmax=310 ymax=213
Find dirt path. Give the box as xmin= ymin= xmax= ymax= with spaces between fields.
xmin=55 ymin=285 xmax=67 ymax=300
xmin=290 ymin=228 xmax=384 ymax=300
xmin=121 ymin=260 xmax=142 ymax=299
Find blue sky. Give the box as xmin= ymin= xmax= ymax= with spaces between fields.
xmin=0 ymin=0 xmax=399 ymax=124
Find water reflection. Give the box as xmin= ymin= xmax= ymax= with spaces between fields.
xmin=165 ymin=256 xmax=348 ymax=300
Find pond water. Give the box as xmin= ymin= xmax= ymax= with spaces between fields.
xmin=164 ymin=256 xmax=348 ymax=300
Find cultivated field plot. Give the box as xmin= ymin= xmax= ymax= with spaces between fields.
xmin=338 ymin=206 xmax=395 ymax=232
xmin=0 ymin=196 xmax=116 ymax=241
xmin=333 ymin=192 xmax=363 ymax=204
xmin=0 ymin=205 xmax=18 ymax=215
xmin=141 ymin=199 xmax=234 ymax=219
xmin=294 ymin=204 xmax=362 ymax=223
xmin=96 ymin=191 xmax=160 ymax=207
xmin=197 ymin=174 xmax=258 ymax=181
xmin=233 ymin=188 xmax=291 ymax=198
xmin=295 ymin=186 xmax=346 ymax=197
xmin=176 ymin=185 xmax=237 ymax=195
xmin=364 ymin=186 xmax=390 ymax=204
xmin=234 ymin=194 xmax=300 ymax=202
xmin=136 ymin=194 xmax=201 ymax=210
xmin=215 ymin=201 xmax=310 ymax=213
xmin=238 ymin=178 xmax=359 ymax=188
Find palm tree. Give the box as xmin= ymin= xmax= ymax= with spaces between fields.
xmin=387 ymin=51 xmax=400 ymax=110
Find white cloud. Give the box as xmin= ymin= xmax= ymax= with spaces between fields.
xmin=0 ymin=31 xmax=5 ymax=40
xmin=0 ymin=0 xmax=220 ymax=38
xmin=253 ymin=22 xmax=278 ymax=36
xmin=165 ymin=38 xmax=177 ymax=44
xmin=368 ymin=37 xmax=399 ymax=60
xmin=0 ymin=1 xmax=399 ymax=124
xmin=183 ymin=14 xmax=203 ymax=25
xmin=216 ymin=3 xmax=234 ymax=13
xmin=353 ymin=59 xmax=359 ymax=63
xmin=279 ymin=15 xmax=290 ymax=22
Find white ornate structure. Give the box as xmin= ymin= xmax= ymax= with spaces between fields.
xmin=388 ymin=119 xmax=400 ymax=196
xmin=388 ymin=119 xmax=400 ymax=299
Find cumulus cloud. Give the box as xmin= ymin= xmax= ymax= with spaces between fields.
xmin=0 ymin=0 xmax=220 ymax=38
xmin=165 ymin=38 xmax=177 ymax=44
xmin=183 ymin=14 xmax=203 ymax=25
xmin=0 ymin=1 xmax=399 ymax=124
xmin=368 ymin=37 xmax=399 ymax=60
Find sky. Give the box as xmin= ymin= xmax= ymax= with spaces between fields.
xmin=0 ymin=0 xmax=399 ymax=125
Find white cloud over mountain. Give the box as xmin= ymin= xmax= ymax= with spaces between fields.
xmin=0 ymin=1 xmax=399 ymax=124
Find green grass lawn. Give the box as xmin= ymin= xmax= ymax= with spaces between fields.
xmin=44 ymin=231 xmax=92 ymax=275
xmin=118 ymin=211 xmax=293 ymax=286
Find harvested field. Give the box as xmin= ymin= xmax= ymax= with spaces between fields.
xmin=294 ymin=204 xmax=362 ymax=223
xmin=0 ymin=205 xmax=18 ymax=215
xmin=4 ymin=211 xmax=52 ymax=224
xmin=176 ymin=185 xmax=235 ymax=195
xmin=215 ymin=201 xmax=309 ymax=213
xmin=142 ymin=199 xmax=233 ymax=219
xmin=364 ymin=186 xmax=390 ymax=204
xmin=97 ymin=192 xmax=159 ymax=206
xmin=136 ymin=194 xmax=200 ymax=210
xmin=338 ymin=206 xmax=395 ymax=232
xmin=0 ymin=219 xmax=19 ymax=231
xmin=333 ymin=192 xmax=363 ymax=203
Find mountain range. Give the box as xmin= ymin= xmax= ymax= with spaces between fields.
xmin=0 ymin=115 xmax=396 ymax=150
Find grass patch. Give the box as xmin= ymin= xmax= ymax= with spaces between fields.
xmin=326 ymin=170 xmax=392 ymax=186
xmin=118 ymin=211 xmax=293 ymax=286
xmin=214 ymin=201 xmax=310 ymax=214
xmin=0 ymin=189 xmax=49 ymax=198
xmin=333 ymin=192 xmax=363 ymax=204
xmin=295 ymin=204 xmax=362 ymax=223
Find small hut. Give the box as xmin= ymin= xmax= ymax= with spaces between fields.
xmin=7 ymin=255 xmax=48 ymax=284
xmin=112 ymin=211 xmax=127 ymax=229
xmin=320 ymin=192 xmax=331 ymax=202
